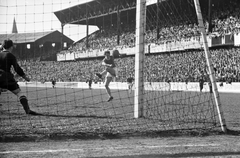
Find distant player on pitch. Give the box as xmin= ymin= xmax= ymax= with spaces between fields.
xmin=86 ymin=76 xmax=93 ymax=89
xmin=51 ymin=78 xmax=56 ymax=88
xmin=126 ymin=74 xmax=134 ymax=94
xmin=95 ymin=50 xmax=118 ymax=102
xmin=198 ymin=70 xmax=205 ymax=92
xmin=0 ymin=39 xmax=38 ymax=115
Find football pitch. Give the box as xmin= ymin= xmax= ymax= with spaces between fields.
xmin=0 ymin=86 xmax=240 ymax=141
xmin=0 ymin=87 xmax=240 ymax=158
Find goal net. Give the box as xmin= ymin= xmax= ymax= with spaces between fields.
xmin=0 ymin=0 xmax=226 ymax=140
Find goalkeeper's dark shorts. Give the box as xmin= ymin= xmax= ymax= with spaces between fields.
xmin=0 ymin=69 xmax=19 ymax=91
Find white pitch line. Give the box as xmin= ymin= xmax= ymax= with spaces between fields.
xmin=0 ymin=143 xmax=220 ymax=154
xmin=138 ymin=143 xmax=221 ymax=148
xmin=0 ymin=148 xmax=84 ymax=154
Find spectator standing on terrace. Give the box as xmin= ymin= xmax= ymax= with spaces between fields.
xmin=0 ymin=39 xmax=38 ymax=115
xmin=95 ymin=50 xmax=117 ymax=102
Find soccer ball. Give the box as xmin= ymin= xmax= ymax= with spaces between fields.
xmin=112 ymin=49 xmax=120 ymax=58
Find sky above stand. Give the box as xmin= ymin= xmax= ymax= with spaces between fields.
xmin=0 ymin=0 xmax=98 ymax=42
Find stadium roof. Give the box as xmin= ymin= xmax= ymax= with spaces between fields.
xmin=53 ymin=0 xmax=165 ymax=28
xmin=0 ymin=30 xmax=74 ymax=44
xmin=54 ymin=0 xmax=137 ymax=26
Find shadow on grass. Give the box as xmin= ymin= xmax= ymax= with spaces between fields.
xmin=2 ymin=128 xmax=240 ymax=143
xmin=6 ymin=111 xmax=116 ymax=119
xmin=86 ymin=151 xmax=240 ymax=158
xmin=226 ymin=129 xmax=240 ymax=136
xmin=37 ymin=112 xmax=115 ymax=119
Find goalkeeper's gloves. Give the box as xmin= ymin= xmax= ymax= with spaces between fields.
xmin=22 ymin=75 xmax=30 ymax=82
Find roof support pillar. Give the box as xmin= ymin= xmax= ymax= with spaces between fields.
xmin=117 ymin=5 xmax=120 ymax=45
xmin=61 ymin=23 xmax=64 ymax=50
xmin=86 ymin=4 xmax=89 ymax=49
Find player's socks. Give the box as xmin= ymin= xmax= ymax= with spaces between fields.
xmin=19 ymin=95 xmax=30 ymax=113
xmin=107 ymin=96 xmax=113 ymax=102
xmin=20 ymin=95 xmax=38 ymax=115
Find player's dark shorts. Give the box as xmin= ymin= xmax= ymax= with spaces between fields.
xmin=0 ymin=70 xmax=19 ymax=91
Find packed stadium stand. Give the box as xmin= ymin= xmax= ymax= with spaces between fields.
xmin=13 ymin=0 xmax=240 ymax=84
xmin=55 ymin=0 xmax=240 ymax=55
xmin=17 ymin=47 xmax=240 ymax=83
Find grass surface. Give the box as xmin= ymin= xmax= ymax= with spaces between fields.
xmin=0 ymin=86 xmax=239 ymax=142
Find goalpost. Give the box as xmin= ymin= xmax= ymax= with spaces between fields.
xmin=134 ymin=0 xmax=227 ymax=133
xmin=134 ymin=0 xmax=146 ymax=118
xmin=193 ymin=0 xmax=227 ymax=133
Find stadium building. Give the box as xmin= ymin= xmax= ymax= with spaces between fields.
xmin=53 ymin=0 xmax=237 ymax=61
xmin=0 ymin=18 xmax=74 ymax=61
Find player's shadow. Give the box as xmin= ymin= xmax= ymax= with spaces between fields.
xmin=8 ymin=111 xmax=122 ymax=119
xmin=226 ymin=129 xmax=240 ymax=135
xmin=85 ymin=151 xmax=240 ymax=158
xmin=39 ymin=113 xmax=115 ymax=119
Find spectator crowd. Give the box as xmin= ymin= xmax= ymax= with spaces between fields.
xmin=59 ymin=0 xmax=240 ymax=55
xmin=17 ymin=47 xmax=240 ymax=84
xmin=13 ymin=0 xmax=240 ymax=84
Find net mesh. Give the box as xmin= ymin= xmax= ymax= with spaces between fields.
xmin=0 ymin=0 xmax=224 ymax=140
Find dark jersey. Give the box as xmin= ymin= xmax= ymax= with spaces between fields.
xmin=199 ymin=74 xmax=205 ymax=83
xmin=0 ymin=50 xmax=25 ymax=77
xmin=52 ymin=80 xmax=56 ymax=85
xmin=127 ymin=77 xmax=134 ymax=83
xmin=103 ymin=56 xmax=115 ymax=68
xmin=0 ymin=51 xmax=24 ymax=91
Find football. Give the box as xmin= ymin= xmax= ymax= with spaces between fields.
xmin=112 ymin=49 xmax=120 ymax=58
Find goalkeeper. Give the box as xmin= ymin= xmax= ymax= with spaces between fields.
xmin=0 ymin=39 xmax=38 ymax=115
xmin=95 ymin=50 xmax=117 ymax=102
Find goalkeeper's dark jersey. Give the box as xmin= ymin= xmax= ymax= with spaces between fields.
xmin=0 ymin=50 xmax=25 ymax=77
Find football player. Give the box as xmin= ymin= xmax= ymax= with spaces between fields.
xmin=0 ymin=39 xmax=38 ymax=115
